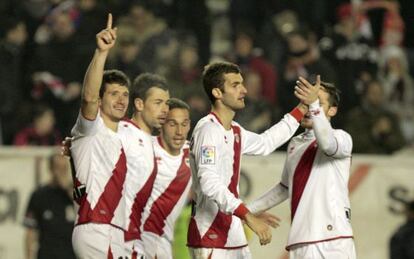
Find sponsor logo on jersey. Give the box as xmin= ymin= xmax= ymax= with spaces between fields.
xmin=201 ymin=146 xmax=215 ymax=164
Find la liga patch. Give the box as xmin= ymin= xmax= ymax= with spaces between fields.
xmin=201 ymin=146 xmax=215 ymax=164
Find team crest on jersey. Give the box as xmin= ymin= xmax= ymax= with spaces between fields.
xmin=201 ymin=146 xmax=215 ymax=164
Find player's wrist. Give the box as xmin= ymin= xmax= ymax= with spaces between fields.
xmin=290 ymin=105 xmax=306 ymax=122
xmin=234 ymin=203 xmax=250 ymax=220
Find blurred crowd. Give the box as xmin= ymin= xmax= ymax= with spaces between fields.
xmin=0 ymin=0 xmax=413 ymax=154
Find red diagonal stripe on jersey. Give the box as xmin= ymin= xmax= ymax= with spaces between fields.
xmin=125 ymin=157 xmax=158 ymax=241
xmin=278 ymin=163 xmax=372 ymax=259
xmin=144 ymin=149 xmax=191 ymax=235
xmin=229 ymin=126 xmax=242 ymax=198
xmin=77 ymin=149 xmax=127 ymax=224
xmin=291 ymin=141 xmax=317 ymax=221
xmin=195 ymin=125 xmax=242 ymax=247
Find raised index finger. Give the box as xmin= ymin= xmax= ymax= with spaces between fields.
xmin=316 ymin=75 xmax=321 ymax=86
xmin=106 ymin=13 xmax=113 ymax=29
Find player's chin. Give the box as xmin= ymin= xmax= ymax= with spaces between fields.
xmin=234 ymin=102 xmax=245 ymax=110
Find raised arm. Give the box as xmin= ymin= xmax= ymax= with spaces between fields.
xmin=296 ymin=76 xmax=352 ymax=157
xmin=81 ymin=13 xmax=117 ymax=120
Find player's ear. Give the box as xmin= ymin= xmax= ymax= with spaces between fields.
xmin=212 ymin=88 xmax=222 ymax=99
xmin=134 ymin=98 xmax=144 ymax=112
xmin=327 ymin=106 xmax=337 ymax=117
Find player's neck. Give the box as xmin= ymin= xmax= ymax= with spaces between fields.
xmin=131 ymin=113 xmax=151 ymax=134
xmin=101 ymin=113 xmax=119 ymax=132
xmin=211 ymin=105 xmax=235 ymax=130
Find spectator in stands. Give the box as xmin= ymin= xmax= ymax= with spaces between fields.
xmin=345 ymin=79 xmax=405 ymax=154
xmin=23 ymin=152 xmax=75 ymax=259
xmin=29 ymin=9 xmax=83 ymax=136
xmin=319 ymin=2 xmax=378 ymax=116
xmin=13 ymin=104 xmax=62 ymax=146
xmin=227 ymin=26 xmax=278 ymax=106
xmin=279 ymin=28 xmax=336 ymax=115
xmin=235 ymin=69 xmax=274 ymax=133
xmin=390 ymin=200 xmax=414 ymax=259
xmin=167 ymin=42 xmax=204 ymax=100
xmin=378 ymin=45 xmax=414 ymax=144
xmin=107 ymin=19 xmax=144 ymax=80
xmin=126 ymin=1 xmax=178 ymax=75
xmin=0 ymin=16 xmax=28 ymax=144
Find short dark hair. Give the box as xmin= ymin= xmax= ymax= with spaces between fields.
xmin=167 ymin=98 xmax=190 ymax=111
xmin=320 ymin=81 xmax=340 ymax=107
xmin=131 ymin=73 xmax=169 ymax=104
xmin=99 ymin=70 xmax=130 ymax=98
xmin=202 ymin=62 xmax=241 ymax=103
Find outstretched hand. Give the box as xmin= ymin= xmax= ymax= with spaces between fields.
xmin=255 ymin=211 xmax=281 ymax=228
xmin=294 ymin=75 xmax=321 ymax=105
xmin=96 ymin=13 xmax=117 ymax=52
xmin=245 ymin=213 xmax=273 ymax=246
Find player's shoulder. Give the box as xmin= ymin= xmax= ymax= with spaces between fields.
xmin=119 ymin=118 xmax=144 ymax=135
xmin=194 ymin=115 xmax=222 ymax=135
xmin=333 ymin=128 xmax=352 ymax=142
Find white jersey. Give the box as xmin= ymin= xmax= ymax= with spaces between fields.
xmin=139 ymin=137 xmax=192 ymax=258
xmin=117 ymin=119 xmax=156 ymax=242
xmin=247 ymin=100 xmax=354 ymax=249
xmin=70 ymin=111 xmax=129 ymax=227
xmin=188 ymin=110 xmax=302 ymax=248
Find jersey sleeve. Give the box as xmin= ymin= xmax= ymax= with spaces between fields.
xmin=23 ymin=191 xmax=39 ymax=229
xmin=241 ymin=109 xmax=302 ymax=155
xmin=192 ymin=123 xmax=248 ymax=218
xmin=309 ymin=100 xmax=352 ymax=158
xmin=71 ymin=109 xmax=104 ymax=137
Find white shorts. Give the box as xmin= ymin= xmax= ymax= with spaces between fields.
xmin=72 ymin=223 xmax=134 ymax=259
xmin=133 ymin=232 xmax=172 ymax=259
xmin=289 ymin=238 xmax=356 ymax=259
xmin=189 ymin=246 xmax=251 ymax=259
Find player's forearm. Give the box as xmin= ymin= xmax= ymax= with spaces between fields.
xmin=309 ymin=100 xmax=337 ymax=155
xmin=25 ymin=229 xmax=38 ymax=259
xmin=82 ymin=49 xmax=108 ymax=103
xmin=247 ymin=183 xmax=288 ymax=214
xmin=80 ymin=50 xmax=109 ymax=119
xmin=261 ymin=109 xmax=303 ymax=153
xmin=244 ymin=110 xmax=302 ymax=155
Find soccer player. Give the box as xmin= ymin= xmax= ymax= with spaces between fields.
xmin=119 ymin=72 xmax=170 ymax=257
xmin=188 ymin=62 xmax=315 ymax=259
xmin=247 ymin=76 xmax=356 ymax=259
xmin=70 ymin=14 xmax=132 ymax=258
xmin=138 ymin=98 xmax=192 ymax=259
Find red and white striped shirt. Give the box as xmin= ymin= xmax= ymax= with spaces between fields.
xmin=188 ymin=110 xmax=301 ymax=248
xmin=117 ymin=119 xmax=157 ymax=242
xmin=70 ymin=112 xmax=129 ymax=227
xmin=138 ymin=137 xmax=192 ymax=257
xmin=247 ymin=100 xmax=354 ymax=249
